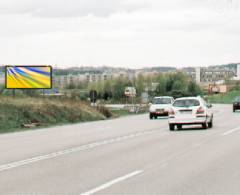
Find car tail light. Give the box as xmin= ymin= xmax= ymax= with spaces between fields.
xmin=169 ymin=108 xmax=175 ymax=115
xmin=196 ymin=106 xmax=205 ymax=114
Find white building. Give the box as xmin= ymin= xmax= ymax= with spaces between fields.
xmin=237 ymin=64 xmax=240 ymax=78
xmin=195 ymin=67 xmax=201 ymax=83
xmin=231 ymin=64 xmax=240 ymax=81
xmin=183 ymin=67 xmax=235 ymax=83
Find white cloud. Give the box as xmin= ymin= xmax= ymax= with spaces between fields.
xmin=0 ymin=0 xmax=147 ymax=17
xmin=0 ymin=0 xmax=239 ymax=68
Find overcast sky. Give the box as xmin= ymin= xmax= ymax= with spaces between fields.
xmin=0 ymin=0 xmax=239 ymax=68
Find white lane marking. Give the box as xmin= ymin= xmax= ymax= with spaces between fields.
xmin=80 ymin=170 xmax=144 ymax=195
xmin=222 ymin=127 xmax=240 ymax=136
xmin=0 ymin=130 xmax=163 ymax=172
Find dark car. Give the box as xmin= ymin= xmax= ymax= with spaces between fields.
xmin=233 ymin=97 xmax=240 ymax=112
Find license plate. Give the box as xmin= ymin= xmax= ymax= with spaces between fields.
xmin=180 ymin=110 xmax=192 ymax=114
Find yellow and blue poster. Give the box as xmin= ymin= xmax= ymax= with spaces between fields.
xmin=6 ymin=66 xmax=52 ymax=89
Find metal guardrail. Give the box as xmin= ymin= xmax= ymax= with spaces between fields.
xmin=104 ymin=104 xmax=148 ymax=113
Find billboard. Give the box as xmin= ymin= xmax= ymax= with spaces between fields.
xmin=5 ymin=66 xmax=52 ymax=89
xmin=124 ymin=87 xmax=136 ymax=97
xmin=208 ymin=84 xmax=227 ymax=94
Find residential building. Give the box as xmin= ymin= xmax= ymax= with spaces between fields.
xmin=53 ymin=72 xmax=114 ymax=88
xmin=200 ymin=68 xmax=235 ymax=83
xmin=183 ymin=67 xmax=235 ymax=83
xmin=237 ymin=64 xmax=240 ymax=78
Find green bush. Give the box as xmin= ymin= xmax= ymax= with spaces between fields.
xmin=96 ymin=106 xmax=113 ymax=118
xmin=207 ymin=90 xmax=240 ymax=104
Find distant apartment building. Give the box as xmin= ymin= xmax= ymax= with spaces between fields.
xmin=200 ymin=68 xmax=235 ymax=83
xmin=53 ymin=71 xmax=134 ymax=88
xmin=231 ymin=64 xmax=240 ymax=81
xmin=237 ymin=64 xmax=240 ymax=78
xmin=113 ymin=71 xmax=135 ymax=80
xmin=84 ymin=73 xmax=113 ymax=83
xmin=182 ymin=67 xmax=235 ymax=83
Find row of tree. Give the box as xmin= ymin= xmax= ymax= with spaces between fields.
xmin=154 ymin=72 xmax=202 ymax=98
xmin=69 ymin=72 xmax=203 ymax=101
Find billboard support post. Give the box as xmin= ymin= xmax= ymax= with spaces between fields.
xmin=89 ymin=90 xmax=97 ymax=107
xmin=12 ymin=89 xmax=15 ymax=98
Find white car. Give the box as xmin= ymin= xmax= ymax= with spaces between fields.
xmin=149 ymin=96 xmax=174 ymax=119
xmin=168 ymin=97 xmax=213 ymax=130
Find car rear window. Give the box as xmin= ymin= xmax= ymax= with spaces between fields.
xmin=173 ymin=99 xmax=200 ymax=107
xmin=153 ymin=98 xmax=171 ymax=104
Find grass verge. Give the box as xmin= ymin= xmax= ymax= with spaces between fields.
xmin=0 ymin=97 xmax=108 ymax=134
xmin=207 ymin=90 xmax=240 ymax=104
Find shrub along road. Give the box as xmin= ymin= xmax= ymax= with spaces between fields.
xmin=0 ymin=97 xmax=109 ymax=133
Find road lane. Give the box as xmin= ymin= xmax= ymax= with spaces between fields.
xmin=0 ymin=104 xmax=229 ymax=170
xmin=103 ymin=124 xmax=240 ymax=195
xmin=222 ymin=126 xmax=240 ymax=136
xmin=0 ymin=104 xmax=240 ymax=195
xmin=0 ymin=114 xmax=168 ymax=165
xmin=80 ymin=170 xmax=144 ymax=195
xmin=0 ymin=129 xmax=164 ymax=172
xmin=0 ymin=104 xmax=226 ymax=165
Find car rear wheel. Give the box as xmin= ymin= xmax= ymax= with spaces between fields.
xmin=208 ymin=115 xmax=213 ymax=128
xmin=169 ymin=124 xmax=175 ymax=131
xmin=208 ymin=118 xmax=213 ymax=128
xmin=233 ymin=107 xmax=236 ymax=112
xmin=202 ymin=122 xmax=208 ymax=129
xmin=177 ymin=124 xmax=182 ymax=130
xmin=149 ymin=114 xmax=153 ymax=120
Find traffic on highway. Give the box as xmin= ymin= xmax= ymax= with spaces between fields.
xmin=1 ymin=99 xmax=240 ymax=195
xmin=149 ymin=96 xmax=214 ymax=130
xmin=1 ymin=0 xmax=240 ymax=194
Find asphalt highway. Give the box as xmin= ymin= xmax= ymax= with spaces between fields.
xmin=1 ymin=104 xmax=240 ymax=195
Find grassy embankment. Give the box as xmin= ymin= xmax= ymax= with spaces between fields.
xmin=207 ymin=90 xmax=240 ymax=104
xmin=0 ymin=97 xmax=112 ymax=134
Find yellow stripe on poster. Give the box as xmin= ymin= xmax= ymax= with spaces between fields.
xmin=6 ymin=66 xmax=52 ymax=89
